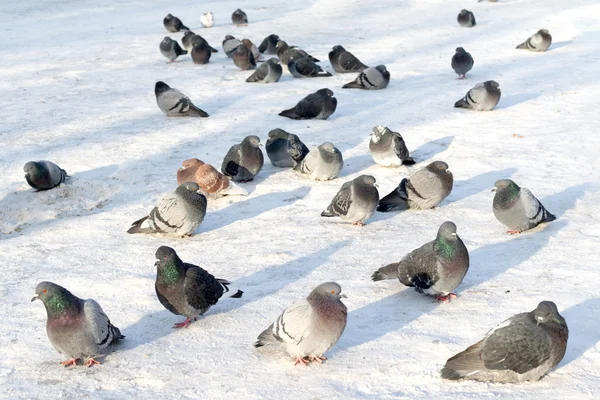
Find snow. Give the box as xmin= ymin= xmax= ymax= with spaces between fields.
xmin=1 ymin=0 xmax=599 ymax=398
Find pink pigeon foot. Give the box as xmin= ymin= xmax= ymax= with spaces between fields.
xmin=60 ymin=359 xmax=79 ymax=367
xmin=83 ymin=358 xmax=101 ymax=367
xmin=308 ymin=355 xmax=327 ymax=364
xmin=173 ymin=317 xmax=194 ymax=329
xmin=436 ymin=293 xmax=458 ymax=302
xmin=294 ymin=356 xmax=309 ymax=366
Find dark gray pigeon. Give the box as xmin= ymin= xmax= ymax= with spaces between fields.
xmin=232 ymin=44 xmax=256 ymax=70
xmin=32 ymin=282 xmax=124 ymax=367
xmin=372 ymin=221 xmax=469 ymax=301
xmin=155 ymin=81 xmax=209 ymax=117
xmin=455 ymin=81 xmax=501 ymax=111
xmin=163 ymin=14 xmax=189 ymax=32
xmin=231 ymin=9 xmax=248 ymax=25
xmin=254 ymin=282 xmax=347 ymax=365
xmin=259 ymin=34 xmax=280 ymax=54
xmin=442 ymin=301 xmax=568 ymax=382
xmin=295 ymin=142 xmax=343 ymax=181
xmin=24 ymin=161 xmax=67 ymax=191
xmin=369 ymin=126 xmax=415 ymax=167
xmin=328 ymin=45 xmax=368 ymax=73
xmin=242 ymin=39 xmax=262 ymax=62
xmin=246 ymin=58 xmax=282 ymax=83
xmin=378 ymin=161 xmax=453 ymax=212
xmin=154 ymin=246 xmax=243 ymax=329
xmin=517 ymin=29 xmax=552 ymax=52
xmin=182 ymin=31 xmax=218 ymax=53
xmin=221 ymin=135 xmax=264 ymax=182
xmin=223 ymin=35 xmax=242 ymax=57
xmin=493 ymin=179 xmax=556 ymax=234
xmin=457 ymin=10 xmax=476 ymax=27
xmin=160 ymin=37 xmax=187 ymax=62
xmin=451 ymin=47 xmax=474 ymax=79
xmin=321 ymin=175 xmax=379 ymax=225
xmin=191 ymin=43 xmax=212 ymax=64
xmin=279 ymin=88 xmax=337 ymax=120
xmin=276 ymin=40 xmax=320 ymax=65
xmin=342 ymin=65 xmax=390 ymax=90
xmin=266 ymin=129 xmax=309 ymax=168
xmin=127 ymin=182 xmax=207 ymax=236
xmin=288 ymin=57 xmax=332 ymax=78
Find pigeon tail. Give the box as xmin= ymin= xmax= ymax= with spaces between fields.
xmin=516 ymin=42 xmax=527 ymax=49
xmin=342 ymin=81 xmax=362 ymax=89
xmin=372 ymin=262 xmax=399 ymax=281
xmin=377 ymin=180 xmax=409 ymax=212
xmin=441 ymin=341 xmax=485 ymax=380
xmin=210 ymin=47 xmax=218 ymax=53
xmin=402 ymin=156 xmax=416 ymax=165
xmin=217 ymin=279 xmax=244 ymax=299
xmin=254 ymin=324 xmax=276 ymax=348
xmin=127 ymin=216 xmax=155 ymax=234
xmin=320 ymin=208 xmax=336 ymax=217
xmin=279 ymin=108 xmax=300 ymax=119
xmin=454 ymin=97 xmax=470 ymax=108
xmin=110 ymin=324 xmax=126 ymax=343
xmin=316 ymin=71 xmax=333 ymax=77
xmin=180 ymin=24 xmax=190 ymax=31
xmin=542 ymin=210 xmax=556 ymax=223
xmin=188 ymin=105 xmax=209 ymax=118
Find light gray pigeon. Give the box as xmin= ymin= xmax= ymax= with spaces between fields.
xmin=276 ymin=40 xmax=320 ymax=65
xmin=182 ymin=31 xmax=218 ymax=52
xmin=372 ymin=221 xmax=469 ymax=301
xmin=163 ymin=14 xmax=189 ymax=32
xmin=288 ymin=57 xmax=332 ymax=78
xmin=191 ymin=42 xmax=212 ymax=64
xmin=451 ymin=47 xmax=474 ymax=79
xmin=294 ymin=142 xmax=343 ymax=181
xmin=24 ymin=161 xmax=68 ymax=191
xmin=154 ymin=81 xmax=209 ymax=117
xmin=246 ymin=58 xmax=282 ymax=83
xmin=516 ymin=29 xmax=552 ymax=52
xmin=328 ymin=45 xmax=368 ymax=73
xmin=266 ymin=129 xmax=310 ymax=168
xmin=223 ymin=35 xmax=242 ymax=57
xmin=442 ymin=301 xmax=568 ymax=382
xmin=342 ymin=65 xmax=390 ymax=90
xmin=259 ymin=34 xmax=280 ymax=54
xmin=457 ymin=10 xmax=476 ymax=27
xmin=32 ymin=282 xmax=124 ymax=367
xmin=369 ymin=126 xmax=415 ymax=167
xmin=492 ymin=179 xmax=556 ymax=234
xmin=279 ymin=88 xmax=337 ymax=120
xmin=159 ymin=37 xmax=187 ymax=62
xmin=321 ymin=175 xmax=379 ymax=225
xmin=231 ymin=9 xmax=248 ymax=25
xmin=378 ymin=161 xmax=453 ymax=212
xmin=154 ymin=246 xmax=243 ymax=329
xmin=454 ymin=81 xmax=501 ymax=111
xmin=127 ymin=182 xmax=207 ymax=236
xmin=221 ymin=135 xmax=264 ymax=182
xmin=200 ymin=12 xmax=214 ymax=28
xmin=232 ymin=44 xmax=256 ymax=70
xmin=254 ymin=282 xmax=347 ymax=365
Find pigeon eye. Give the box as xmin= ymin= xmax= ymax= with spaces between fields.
xmin=42 ymin=289 xmax=47 ymax=293
xmin=163 ymin=256 xmax=168 ymax=260
xmin=331 ymin=291 xmax=335 ymax=294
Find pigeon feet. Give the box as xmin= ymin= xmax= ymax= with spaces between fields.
xmin=83 ymin=358 xmax=101 ymax=367
xmin=61 ymin=358 xmax=79 ymax=367
xmin=308 ymin=355 xmax=327 ymax=364
xmin=507 ymin=230 xmax=522 ymax=235
xmin=352 ymin=221 xmax=365 ymax=226
xmin=173 ymin=317 xmax=194 ymax=329
xmin=294 ymin=356 xmax=310 ymax=366
xmin=457 ymin=75 xmax=466 ymax=80
xmin=436 ymin=293 xmax=458 ymax=302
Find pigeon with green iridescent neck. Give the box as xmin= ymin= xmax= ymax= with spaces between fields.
xmin=24 ymin=161 xmax=68 ymax=191
xmin=372 ymin=221 xmax=469 ymax=301
xmin=32 ymin=282 xmax=124 ymax=367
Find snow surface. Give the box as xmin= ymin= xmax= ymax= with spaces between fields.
xmin=1 ymin=0 xmax=600 ymax=398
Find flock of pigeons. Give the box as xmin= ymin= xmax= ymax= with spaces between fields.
xmin=25 ymin=3 xmax=569 ymax=386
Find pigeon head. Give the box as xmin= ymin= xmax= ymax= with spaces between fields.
xmin=311 ymin=282 xmax=346 ymax=300
xmin=437 ymin=221 xmax=458 ymax=241
xmin=23 ymin=161 xmax=44 ymax=179
xmin=234 ymin=44 xmax=248 ymax=54
xmin=242 ymin=135 xmax=261 ymax=147
xmin=155 ymin=245 xmax=178 ymax=264
xmin=155 ymin=81 xmax=171 ymax=96
xmin=539 ymin=29 xmax=550 ymax=35
xmin=166 ymin=13 xmax=173 ymax=18
xmin=225 ymin=35 xmax=236 ymax=41
xmin=375 ymin=65 xmax=390 ymax=79
xmin=162 ymin=36 xmax=173 ymax=43
xmin=269 ymin=34 xmax=280 ymax=41
xmin=332 ymin=45 xmax=345 ymax=53
xmin=181 ymin=158 xmax=204 ymax=170
xmin=275 ymin=40 xmax=289 ymax=52
xmin=371 ymin=126 xmax=390 ymax=139
xmin=180 ymin=182 xmax=201 ymax=193
xmin=428 ymin=161 xmax=450 ymax=173
xmin=268 ymin=129 xmax=289 ymax=139
xmin=533 ymin=301 xmax=566 ymax=327
xmin=267 ymin=58 xmax=280 ymax=65
xmin=183 ymin=31 xmax=195 ymax=38
xmin=493 ymin=179 xmax=518 ymax=191
xmin=484 ymin=80 xmax=500 ymax=90
xmin=357 ymin=175 xmax=377 ymax=187
xmin=455 ymin=47 xmax=466 ymax=53
xmin=154 ymin=246 xmax=185 ymax=281
xmin=242 ymin=39 xmax=253 ymax=47
xmin=320 ymin=142 xmax=337 ymax=153
xmin=32 ymin=282 xmax=77 ymax=316
xmin=317 ymin=88 xmax=334 ymax=97
xmin=459 ymin=9 xmax=469 ymax=15
xmin=234 ymin=8 xmax=243 ymax=14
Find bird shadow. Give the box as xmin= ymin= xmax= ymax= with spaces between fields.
xmin=557 ymin=298 xmax=600 ymax=368
xmin=541 ymin=182 xmax=591 ymax=218
xmin=449 ymin=167 xmax=518 ymax=203
xmin=549 ymin=41 xmax=574 ymax=51
xmin=495 ymin=92 xmax=540 ymax=109
xmin=342 ymin=154 xmax=375 ymax=175
xmin=120 ymin=310 xmax=179 ymax=350
xmin=411 ymin=136 xmax=454 ymax=162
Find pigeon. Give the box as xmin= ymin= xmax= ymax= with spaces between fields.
xmin=32 ymin=282 xmax=124 ymax=367
xmin=200 ymin=12 xmax=214 ymax=28
xmin=232 ymin=44 xmax=256 ymax=70
xmin=457 ymin=10 xmax=476 ymax=27
xmin=321 ymin=175 xmax=379 ymax=225
xmin=492 ymin=179 xmax=556 ymax=234
xmin=369 ymin=126 xmax=415 ymax=167
xmin=177 ymin=159 xmax=248 ymax=198
xmin=254 ymin=282 xmax=347 ymax=365
xmin=223 ymin=35 xmax=243 ymax=57
xmin=191 ymin=42 xmax=212 ymax=64
xmin=231 ymin=9 xmax=248 ymax=25
xmin=372 ymin=221 xmax=469 ymax=301
xmin=182 ymin=31 xmax=218 ymax=53
xmin=288 ymin=57 xmax=332 ymax=78
xmin=342 ymin=65 xmax=390 ymax=90
xmin=221 ymin=135 xmax=264 ymax=182
xmin=276 ymin=40 xmax=320 ymax=65
xmin=441 ymin=301 xmax=568 ymax=383
xmin=155 ymin=81 xmax=209 ymax=117
xmin=378 ymin=161 xmax=453 ymax=212
xmin=163 ymin=14 xmax=189 ymax=33
xmin=154 ymin=246 xmax=243 ymax=329
xmin=259 ymin=34 xmax=280 ymax=54
xmin=265 ymin=129 xmax=310 ymax=168
xmin=159 ymin=37 xmax=187 ymax=62
xmin=454 ymin=81 xmax=501 ymax=111
xmin=294 ymin=142 xmax=343 ymax=181
xmin=279 ymin=88 xmax=337 ymax=120
xmin=328 ymin=45 xmax=368 ymax=73
xmin=24 ymin=161 xmax=68 ymax=191
xmin=516 ymin=29 xmax=552 ymax=52
xmin=246 ymin=58 xmax=282 ymax=83
xmin=451 ymin=47 xmax=474 ymax=79
xmin=127 ymin=182 xmax=207 ymax=236
xmin=242 ymin=39 xmax=262 ymax=61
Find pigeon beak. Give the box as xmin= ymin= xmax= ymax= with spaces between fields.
xmin=259 ymin=143 xmax=264 ymax=147
xmin=374 ymin=183 xmax=379 ymax=188
xmin=491 ymin=188 xmax=497 ymax=192
xmin=154 ymin=260 xmax=160 ymax=268
xmin=31 ymin=295 xmax=39 ymax=302
xmin=340 ymin=293 xmax=348 ymax=298
xmin=451 ymin=233 xmax=457 ymax=236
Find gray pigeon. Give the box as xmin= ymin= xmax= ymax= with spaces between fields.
xmin=182 ymin=31 xmax=218 ymax=53
xmin=154 ymin=246 xmax=243 ymax=329
xmin=24 ymin=161 xmax=67 ymax=191
xmin=258 ymin=34 xmax=280 ymax=54
xmin=276 ymin=40 xmax=320 ymax=65
xmin=454 ymin=81 xmax=501 ymax=111
xmin=451 ymin=47 xmax=474 ymax=79
xmin=221 ymin=135 xmax=264 ymax=182
xmin=492 ymin=179 xmax=556 ymax=234
xmin=442 ymin=301 xmax=568 ymax=382
xmin=163 ymin=14 xmax=189 ymax=33
xmin=200 ymin=12 xmax=214 ymax=28
xmin=295 ymin=142 xmax=343 ymax=180
xmin=232 ymin=44 xmax=256 ymax=70
xmin=246 ymin=58 xmax=282 ymax=83
xmin=127 ymin=182 xmax=207 ymax=236
xmin=517 ymin=29 xmax=552 ymax=52
xmin=457 ymin=10 xmax=476 ymax=27
xmin=242 ymin=39 xmax=262 ymax=62
xmin=191 ymin=42 xmax=212 ymax=64
xmin=378 ymin=161 xmax=453 ymax=212
xmin=328 ymin=45 xmax=368 ymax=73
xmin=369 ymin=126 xmax=415 ymax=167
xmin=342 ymin=65 xmax=390 ymax=90
xmin=321 ymin=175 xmax=379 ymax=225
xmin=231 ymin=9 xmax=248 ymax=25
xmin=155 ymin=81 xmax=209 ymax=117
xmin=266 ymin=129 xmax=310 ymax=168
xmin=288 ymin=57 xmax=332 ymax=78
xmin=279 ymin=88 xmax=337 ymax=120
xmin=32 ymin=282 xmax=124 ymax=367
xmin=254 ymin=282 xmax=347 ymax=365
xmin=372 ymin=221 xmax=469 ymax=301
xmin=223 ymin=35 xmax=242 ymax=57
xmin=159 ymin=37 xmax=187 ymax=62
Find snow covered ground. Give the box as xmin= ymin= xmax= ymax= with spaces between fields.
xmin=1 ymin=0 xmax=599 ymax=398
